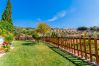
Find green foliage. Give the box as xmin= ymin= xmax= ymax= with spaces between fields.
xmin=2 ymin=45 xmax=10 ymax=52
xmin=45 ymin=33 xmax=51 ymax=37
xmin=90 ymin=26 xmax=99 ymax=31
xmin=32 ymin=33 xmax=40 ymax=41
xmin=4 ymin=33 xmax=14 ymax=42
xmin=13 ymin=27 xmax=34 ymax=36
xmin=36 ymin=22 xmax=51 ymax=35
xmin=51 ymin=32 xmax=58 ymax=37
xmin=0 ymin=21 xmax=14 ymax=32
xmin=0 ymin=0 xmax=13 ymax=39
xmin=1 ymin=0 xmax=13 ymax=25
xmin=77 ymin=26 xmax=88 ymax=31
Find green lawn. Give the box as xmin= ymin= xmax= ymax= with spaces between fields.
xmin=0 ymin=41 xmax=75 ymax=66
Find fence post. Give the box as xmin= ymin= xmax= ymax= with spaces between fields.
xmin=71 ymin=38 xmax=73 ymax=53
xmin=62 ymin=38 xmax=64 ymax=48
xmin=61 ymin=37 xmax=62 ymax=47
xmin=76 ymin=37 xmax=79 ymax=56
xmin=80 ymin=36 xmax=83 ymax=58
xmin=69 ymin=38 xmax=71 ymax=52
xmin=94 ymin=38 xmax=99 ymax=64
xmin=67 ymin=38 xmax=69 ymax=51
xmin=73 ymin=37 xmax=76 ymax=54
xmin=66 ymin=39 xmax=68 ymax=50
xmin=65 ymin=39 xmax=67 ymax=50
xmin=68 ymin=38 xmax=70 ymax=51
xmin=88 ymin=36 xmax=92 ymax=62
xmin=84 ymin=36 xmax=87 ymax=59
xmin=63 ymin=38 xmax=64 ymax=48
xmin=63 ymin=38 xmax=65 ymax=49
xmin=58 ymin=37 xmax=60 ymax=48
xmin=68 ymin=38 xmax=70 ymax=52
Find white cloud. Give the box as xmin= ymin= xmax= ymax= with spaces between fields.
xmin=47 ymin=16 xmax=58 ymax=22
xmin=47 ymin=10 xmax=67 ymax=22
xmin=37 ymin=8 xmax=76 ymax=22
xmin=58 ymin=11 xmax=67 ymax=17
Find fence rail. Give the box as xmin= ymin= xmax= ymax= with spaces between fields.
xmin=42 ymin=36 xmax=99 ymax=65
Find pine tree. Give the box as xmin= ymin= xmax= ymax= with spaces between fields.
xmin=1 ymin=0 xmax=13 ymax=25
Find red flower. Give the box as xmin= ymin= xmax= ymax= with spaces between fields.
xmin=2 ymin=42 xmax=9 ymax=45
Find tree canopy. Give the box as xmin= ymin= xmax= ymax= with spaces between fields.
xmin=90 ymin=26 xmax=99 ymax=31
xmin=1 ymin=0 xmax=13 ymax=25
xmin=0 ymin=21 xmax=14 ymax=32
xmin=77 ymin=26 xmax=88 ymax=31
xmin=36 ymin=22 xmax=51 ymax=36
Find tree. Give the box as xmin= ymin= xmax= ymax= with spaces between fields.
xmin=1 ymin=0 xmax=13 ymax=25
xmin=0 ymin=21 xmax=14 ymax=32
xmin=36 ymin=22 xmax=51 ymax=36
xmin=77 ymin=26 xmax=88 ymax=31
xmin=90 ymin=26 xmax=99 ymax=31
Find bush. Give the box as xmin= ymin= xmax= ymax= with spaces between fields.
xmin=51 ymin=32 xmax=58 ymax=37
xmin=4 ymin=33 xmax=14 ymax=42
xmin=32 ymin=33 xmax=40 ymax=42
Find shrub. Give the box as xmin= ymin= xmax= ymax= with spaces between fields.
xmin=32 ymin=33 xmax=41 ymax=42
xmin=4 ymin=33 xmax=14 ymax=42
xmin=51 ymin=32 xmax=58 ymax=37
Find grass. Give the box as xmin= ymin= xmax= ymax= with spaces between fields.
xmin=0 ymin=41 xmax=75 ymax=66
xmin=47 ymin=43 xmax=93 ymax=66
xmin=68 ymin=39 xmax=97 ymax=63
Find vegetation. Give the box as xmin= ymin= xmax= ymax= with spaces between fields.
xmin=13 ymin=27 xmax=34 ymax=36
xmin=32 ymin=32 xmax=41 ymax=42
xmin=1 ymin=0 xmax=13 ymax=25
xmin=0 ymin=41 xmax=75 ymax=66
xmin=0 ymin=0 xmax=98 ymax=65
xmin=4 ymin=33 xmax=14 ymax=42
xmin=0 ymin=21 xmax=14 ymax=32
xmin=36 ymin=22 xmax=51 ymax=36
xmin=90 ymin=26 xmax=99 ymax=31
xmin=77 ymin=26 xmax=88 ymax=31
xmin=51 ymin=32 xmax=58 ymax=37
xmin=0 ymin=0 xmax=14 ymax=47
xmin=77 ymin=26 xmax=99 ymax=31
xmin=2 ymin=42 xmax=10 ymax=52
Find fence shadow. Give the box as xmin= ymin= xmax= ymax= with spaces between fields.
xmin=46 ymin=43 xmax=94 ymax=66
xmin=22 ymin=41 xmax=37 ymax=46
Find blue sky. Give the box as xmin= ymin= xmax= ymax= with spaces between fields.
xmin=0 ymin=0 xmax=99 ymax=28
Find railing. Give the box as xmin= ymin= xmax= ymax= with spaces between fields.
xmin=42 ymin=36 xmax=99 ymax=65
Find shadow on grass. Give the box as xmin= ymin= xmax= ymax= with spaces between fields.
xmin=47 ymin=43 xmax=58 ymax=48
xmin=22 ymin=42 xmax=37 ymax=46
xmin=45 ymin=43 xmax=94 ymax=66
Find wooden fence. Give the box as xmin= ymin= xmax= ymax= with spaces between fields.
xmin=42 ymin=36 xmax=99 ymax=65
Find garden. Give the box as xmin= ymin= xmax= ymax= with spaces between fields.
xmin=0 ymin=0 xmax=98 ymax=66
xmin=0 ymin=41 xmax=75 ymax=66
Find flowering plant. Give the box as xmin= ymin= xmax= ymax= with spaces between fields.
xmin=2 ymin=41 xmax=10 ymax=52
